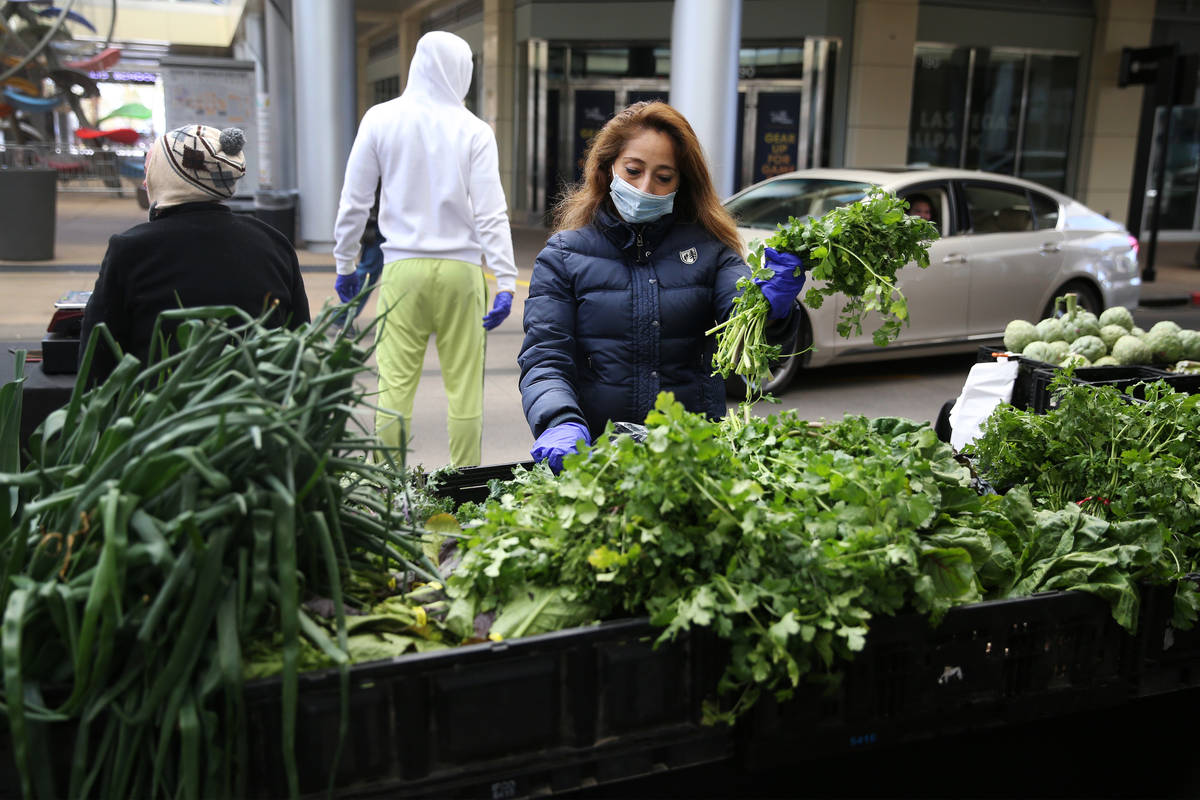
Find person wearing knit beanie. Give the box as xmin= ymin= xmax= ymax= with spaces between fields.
xmin=80 ymin=122 xmax=309 ymax=384
xmin=144 ymin=124 xmax=247 ymax=208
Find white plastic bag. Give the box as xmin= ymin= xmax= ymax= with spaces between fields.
xmin=948 ymin=360 xmax=1019 ymax=451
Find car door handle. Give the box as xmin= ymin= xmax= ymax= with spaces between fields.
xmin=941 ymin=253 xmax=968 ymax=264
xmin=1039 ymin=242 xmax=1062 ymax=254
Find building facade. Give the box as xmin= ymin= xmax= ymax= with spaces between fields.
xmin=44 ymin=1 xmax=1196 ymax=246
xmin=355 ymin=0 xmax=1161 ymax=235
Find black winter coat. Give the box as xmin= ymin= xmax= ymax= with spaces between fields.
xmin=79 ymin=202 xmax=310 ymax=381
xmin=518 ymin=207 xmax=749 ymax=439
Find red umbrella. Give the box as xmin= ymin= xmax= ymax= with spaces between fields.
xmin=75 ymin=127 xmax=141 ymax=145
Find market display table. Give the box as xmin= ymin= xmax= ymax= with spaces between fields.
xmin=1 ymin=341 xmax=76 ymax=458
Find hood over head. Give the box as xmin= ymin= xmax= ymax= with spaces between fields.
xmin=405 ymin=31 xmax=473 ymax=104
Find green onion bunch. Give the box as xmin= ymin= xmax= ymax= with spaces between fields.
xmin=0 ymin=306 xmax=435 ymax=799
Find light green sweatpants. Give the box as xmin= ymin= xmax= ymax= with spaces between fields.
xmin=374 ymin=257 xmax=487 ymax=467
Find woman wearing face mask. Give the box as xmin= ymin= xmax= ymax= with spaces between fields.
xmin=518 ymin=101 xmax=806 ymax=471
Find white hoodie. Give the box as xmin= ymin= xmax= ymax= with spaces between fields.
xmin=333 ymin=31 xmax=517 ymax=294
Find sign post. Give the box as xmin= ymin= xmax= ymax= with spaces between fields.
xmin=1120 ymin=45 xmax=1179 ymax=283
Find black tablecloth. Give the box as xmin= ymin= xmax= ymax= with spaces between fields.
xmin=2 ymin=342 xmax=77 ymax=459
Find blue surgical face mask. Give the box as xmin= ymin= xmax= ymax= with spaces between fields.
xmin=609 ymin=169 xmax=676 ymax=224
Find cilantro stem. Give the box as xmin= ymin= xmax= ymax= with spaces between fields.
xmin=685 ymin=472 xmax=735 ymax=520
xmin=830 ymin=241 xmax=893 ymax=288
xmin=712 ymin=574 xmax=769 ymax=637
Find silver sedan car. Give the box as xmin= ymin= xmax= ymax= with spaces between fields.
xmin=723 ymin=167 xmax=1142 ymax=394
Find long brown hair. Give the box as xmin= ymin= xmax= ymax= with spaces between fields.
xmin=553 ymin=101 xmax=744 ymax=258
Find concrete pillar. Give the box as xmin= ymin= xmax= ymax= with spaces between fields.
xmin=843 ymin=0 xmax=918 ymax=167
xmin=292 ymin=0 xmax=356 ymax=249
xmin=669 ymin=0 xmax=742 ymax=199
xmin=264 ymin=0 xmax=296 ymax=192
xmin=483 ymin=0 xmax=516 ymax=205
xmin=234 ymin=8 xmax=268 ymax=189
xmin=357 ymin=36 xmax=371 ymax=122
xmin=398 ymin=14 xmax=422 ymax=93
xmin=1076 ymin=0 xmax=1155 ymax=225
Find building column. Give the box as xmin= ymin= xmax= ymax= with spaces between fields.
xmin=670 ymin=0 xmax=741 ymax=199
xmin=264 ymin=0 xmax=296 ymax=193
xmin=843 ymin=0 xmax=918 ymax=168
xmin=1076 ymin=0 xmax=1155 ymax=226
xmin=398 ymin=13 xmax=422 ymax=92
xmin=292 ymin=0 xmax=356 ymax=250
xmin=356 ymin=33 xmax=371 ymax=121
xmin=483 ymin=0 xmax=516 ymax=207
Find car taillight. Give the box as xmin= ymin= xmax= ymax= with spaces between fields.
xmin=1127 ymin=235 xmax=1140 ymax=259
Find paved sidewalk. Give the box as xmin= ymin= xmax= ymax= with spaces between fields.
xmin=0 ymin=193 xmax=549 ymax=334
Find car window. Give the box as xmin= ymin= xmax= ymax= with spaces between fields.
xmin=898 ymin=185 xmax=950 ymax=236
xmin=1030 ymin=191 xmax=1060 ymax=231
xmin=725 ymin=179 xmax=873 ymax=230
xmin=962 ymin=184 xmax=1033 ymax=234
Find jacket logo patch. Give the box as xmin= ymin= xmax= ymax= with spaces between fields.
xmin=679 ymin=247 xmax=698 ymax=264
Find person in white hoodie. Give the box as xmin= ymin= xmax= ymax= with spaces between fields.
xmin=333 ymin=30 xmax=517 ymax=467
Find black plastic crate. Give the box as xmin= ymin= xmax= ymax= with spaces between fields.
xmin=975 ymin=343 xmax=1180 ymax=413
xmin=1161 ymin=370 xmax=1200 ymax=395
xmin=736 ymin=590 xmax=1133 ymax=771
xmin=1027 ymin=365 xmax=1172 ymax=413
xmin=241 ymin=618 xmax=732 ymax=798
xmin=428 ymin=461 xmax=532 ymax=505
xmin=1133 ymin=578 xmax=1200 ymax=696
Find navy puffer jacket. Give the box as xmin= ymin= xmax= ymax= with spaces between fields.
xmin=518 ymin=206 xmax=749 ymax=439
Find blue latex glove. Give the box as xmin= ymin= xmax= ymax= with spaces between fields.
xmin=482 ymin=291 xmax=513 ymax=330
xmin=755 ymin=247 xmax=807 ymax=320
xmin=530 ymin=421 xmax=591 ymax=474
xmin=335 ymin=272 xmax=362 ymax=304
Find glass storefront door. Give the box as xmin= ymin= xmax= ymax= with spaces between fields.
xmin=1141 ymin=105 xmax=1200 ymax=233
xmin=520 ymin=39 xmax=838 ymax=215
xmin=907 ymin=45 xmax=1079 ymax=193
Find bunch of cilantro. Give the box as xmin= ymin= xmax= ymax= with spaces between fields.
xmin=711 ymin=187 xmax=939 ymax=384
xmin=445 ymin=395 xmax=997 ymax=722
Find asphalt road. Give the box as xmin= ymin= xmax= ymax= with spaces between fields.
xmin=756 ymin=301 xmax=1200 ymax=422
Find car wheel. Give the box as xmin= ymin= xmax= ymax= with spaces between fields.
xmin=1043 ymin=280 xmax=1102 ymax=319
xmin=724 ymin=303 xmax=811 ymax=400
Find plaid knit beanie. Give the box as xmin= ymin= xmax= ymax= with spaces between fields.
xmin=145 ymin=124 xmax=246 ymax=208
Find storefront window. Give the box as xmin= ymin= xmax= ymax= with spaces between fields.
xmin=907 ymin=45 xmax=970 ymax=168
xmin=571 ymin=48 xmax=628 ymax=77
xmin=1149 ymin=106 xmax=1200 ymax=231
xmin=568 ymin=46 xmax=666 ymax=78
xmin=1020 ymin=54 xmax=1076 ymax=192
xmin=964 ymin=50 xmax=1024 ymax=176
xmin=548 ymin=46 xmax=567 ymax=80
xmin=738 ymin=46 xmax=805 ymax=79
xmin=373 ymin=76 xmax=400 ymax=105
xmin=908 ymin=45 xmax=1078 ymax=193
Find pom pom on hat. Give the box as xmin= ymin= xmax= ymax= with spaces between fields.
xmin=219 ymin=127 xmax=245 ymax=157
xmin=145 ymin=123 xmax=248 ymax=208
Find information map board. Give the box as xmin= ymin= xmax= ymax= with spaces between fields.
xmin=160 ymin=57 xmax=258 ymax=198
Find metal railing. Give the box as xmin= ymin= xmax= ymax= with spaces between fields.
xmin=0 ymin=143 xmax=146 ymax=196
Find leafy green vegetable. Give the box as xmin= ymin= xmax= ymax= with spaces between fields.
xmin=768 ymin=188 xmax=940 ymax=344
xmin=447 ymin=395 xmax=995 ymax=723
xmin=710 ymin=187 xmax=937 ymax=389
